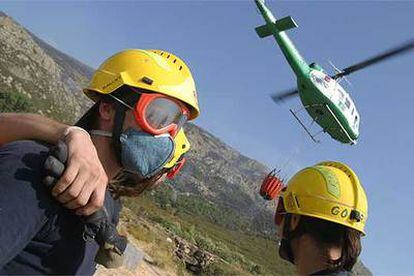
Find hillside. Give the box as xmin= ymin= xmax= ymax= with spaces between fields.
xmin=0 ymin=11 xmax=371 ymax=275
xmin=0 ymin=11 xmax=91 ymax=122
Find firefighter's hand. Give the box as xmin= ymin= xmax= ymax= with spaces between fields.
xmin=51 ymin=127 xmax=108 ymax=216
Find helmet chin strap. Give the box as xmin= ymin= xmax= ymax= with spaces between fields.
xmin=279 ymin=214 xmax=305 ymax=264
xmin=279 ymin=214 xmax=296 ymax=264
xmin=113 ymin=101 xmax=128 ymax=164
xmin=90 ymin=130 xmax=113 ymax=138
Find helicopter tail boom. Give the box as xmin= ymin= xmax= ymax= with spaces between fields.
xmin=254 ymin=0 xmax=309 ymax=77
xmin=255 ymin=16 xmax=298 ymax=38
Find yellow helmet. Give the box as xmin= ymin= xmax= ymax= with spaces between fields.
xmin=280 ymin=161 xmax=368 ymax=234
xmin=164 ymin=128 xmax=190 ymax=169
xmin=84 ymin=49 xmax=200 ymax=120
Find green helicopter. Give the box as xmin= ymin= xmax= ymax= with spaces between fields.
xmin=254 ymin=0 xmax=414 ymax=145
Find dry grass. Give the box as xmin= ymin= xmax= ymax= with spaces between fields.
xmin=122 ymin=196 xmax=295 ymax=275
xmin=120 ymin=208 xmax=188 ymax=275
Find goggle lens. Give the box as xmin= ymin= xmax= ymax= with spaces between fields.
xmin=145 ymin=98 xmax=184 ymax=130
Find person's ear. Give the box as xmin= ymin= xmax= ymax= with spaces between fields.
xmin=99 ymin=102 xmax=115 ymax=120
xmin=290 ymin=214 xmax=301 ymax=231
xmin=98 ymin=102 xmax=116 ymax=129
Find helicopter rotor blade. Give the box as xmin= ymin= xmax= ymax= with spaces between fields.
xmin=328 ymin=60 xmax=353 ymax=87
xmin=328 ymin=60 xmax=341 ymax=74
xmin=333 ymin=39 xmax=414 ymax=79
xmin=270 ymin=89 xmax=299 ymax=103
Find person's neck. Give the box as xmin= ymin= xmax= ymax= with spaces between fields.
xmin=90 ymin=134 xmax=121 ymax=180
xmin=293 ymin=235 xmax=342 ymax=275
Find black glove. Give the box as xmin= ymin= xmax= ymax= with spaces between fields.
xmin=42 ymin=140 xmax=127 ymax=267
xmin=43 ymin=140 xmax=67 ymax=188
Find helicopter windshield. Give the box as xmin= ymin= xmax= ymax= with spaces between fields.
xmin=345 ymin=98 xmax=351 ymax=109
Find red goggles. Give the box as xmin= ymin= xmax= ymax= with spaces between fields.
xmin=112 ymin=89 xmax=189 ymax=137
xmin=166 ymin=157 xmax=186 ymax=179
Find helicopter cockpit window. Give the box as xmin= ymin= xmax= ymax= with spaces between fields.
xmin=337 ymin=88 xmax=345 ymax=100
xmin=345 ymin=98 xmax=351 ymax=109
xmin=315 ymin=76 xmax=328 ymax=88
xmin=310 ymin=71 xmax=330 ymax=93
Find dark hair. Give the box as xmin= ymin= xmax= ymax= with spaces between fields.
xmin=295 ymin=216 xmax=362 ymax=271
xmin=108 ymin=169 xmax=168 ymax=198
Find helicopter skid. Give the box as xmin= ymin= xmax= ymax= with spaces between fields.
xmin=289 ymin=108 xmax=320 ymax=143
xmin=290 ymin=104 xmax=356 ymax=145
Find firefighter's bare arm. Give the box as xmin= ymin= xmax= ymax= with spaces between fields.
xmin=0 ymin=113 xmax=107 ymax=215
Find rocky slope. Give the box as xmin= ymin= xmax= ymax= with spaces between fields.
xmin=0 ymin=11 xmax=91 ymax=122
xmin=0 ymin=11 xmax=371 ymax=275
xmin=178 ymin=123 xmax=276 ymax=233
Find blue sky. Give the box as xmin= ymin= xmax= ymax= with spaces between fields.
xmin=2 ymin=1 xmax=414 ymax=274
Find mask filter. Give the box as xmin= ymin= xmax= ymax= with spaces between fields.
xmin=119 ymin=128 xmax=174 ymax=179
xmin=90 ymin=128 xmax=175 ymax=179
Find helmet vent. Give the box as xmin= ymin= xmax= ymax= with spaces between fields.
xmin=173 ymin=59 xmax=177 ymax=63
xmin=179 ymin=66 xmax=183 ymax=71
xmin=294 ymin=196 xmax=301 ymax=208
xmin=142 ymin=77 xmax=154 ymax=85
xmin=167 ymin=54 xmax=170 ymax=58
